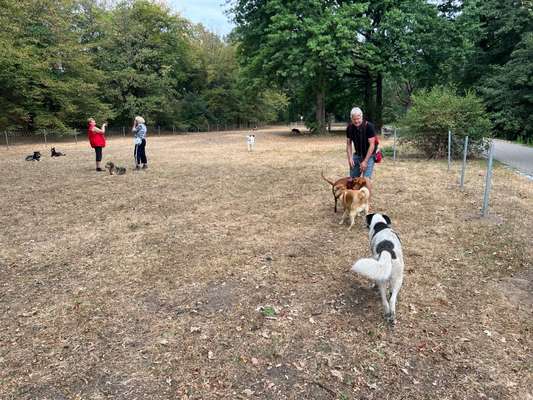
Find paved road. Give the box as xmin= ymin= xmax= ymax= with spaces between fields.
xmin=492 ymin=139 xmax=533 ymax=178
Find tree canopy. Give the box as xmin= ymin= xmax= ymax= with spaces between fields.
xmin=0 ymin=0 xmax=530 ymax=142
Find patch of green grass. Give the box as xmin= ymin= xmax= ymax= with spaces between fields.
xmin=261 ymin=306 xmax=277 ymax=317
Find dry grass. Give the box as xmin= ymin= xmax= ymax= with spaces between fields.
xmin=0 ymin=127 xmax=531 ymax=400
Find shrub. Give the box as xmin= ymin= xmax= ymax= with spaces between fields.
xmin=399 ymin=87 xmax=492 ymax=158
xmin=381 ymin=146 xmax=394 ymax=157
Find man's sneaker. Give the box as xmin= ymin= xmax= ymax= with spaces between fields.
xmin=96 ymin=167 xmax=103 ymax=172
xmin=135 ymin=165 xmax=140 ymax=170
xmin=142 ymin=164 xmax=148 ymax=169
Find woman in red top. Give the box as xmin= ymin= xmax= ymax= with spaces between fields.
xmin=88 ymin=118 xmax=107 ymax=171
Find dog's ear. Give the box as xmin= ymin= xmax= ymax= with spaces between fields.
xmin=382 ymin=214 xmax=392 ymax=226
xmin=366 ymin=213 xmax=375 ymax=228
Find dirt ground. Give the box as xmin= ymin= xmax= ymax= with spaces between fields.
xmin=0 ymin=127 xmax=531 ymax=400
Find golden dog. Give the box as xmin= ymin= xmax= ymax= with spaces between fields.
xmin=321 ymin=171 xmax=368 ymax=213
xmin=339 ymin=187 xmax=370 ymax=230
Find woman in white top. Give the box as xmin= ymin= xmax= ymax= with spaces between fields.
xmin=132 ymin=116 xmax=148 ymax=169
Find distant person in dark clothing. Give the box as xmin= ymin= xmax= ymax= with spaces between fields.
xmin=346 ymin=107 xmax=376 ymax=195
xmin=132 ymin=116 xmax=148 ymax=169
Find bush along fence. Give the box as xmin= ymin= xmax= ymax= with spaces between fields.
xmin=386 ymin=126 xmax=495 ymax=218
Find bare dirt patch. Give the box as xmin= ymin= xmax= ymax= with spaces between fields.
xmin=1 ymin=128 xmax=531 ymax=399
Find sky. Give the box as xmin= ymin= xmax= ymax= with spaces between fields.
xmin=169 ymin=0 xmax=235 ymax=36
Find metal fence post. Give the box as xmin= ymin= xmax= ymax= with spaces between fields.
xmin=74 ymin=130 xmax=78 ymax=144
xmin=393 ymin=128 xmax=397 ymax=161
xmin=481 ymin=140 xmax=494 ymax=217
xmin=4 ymin=131 xmax=8 ymax=149
xmin=447 ymin=130 xmax=452 ymax=172
xmin=158 ymin=126 xmax=161 ymax=136
xmin=460 ymin=135 xmax=469 ymax=190
xmin=122 ymin=126 xmax=125 ymax=137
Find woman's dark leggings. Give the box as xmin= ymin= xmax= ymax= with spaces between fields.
xmin=134 ymin=139 xmax=147 ymax=164
xmin=94 ymin=147 xmax=102 ymax=162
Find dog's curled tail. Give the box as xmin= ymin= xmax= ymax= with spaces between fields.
xmin=358 ymin=186 xmax=370 ymax=201
xmin=321 ymin=170 xmax=335 ymax=187
xmin=351 ymin=251 xmax=392 ymax=281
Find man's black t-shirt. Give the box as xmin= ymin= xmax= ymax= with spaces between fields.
xmin=346 ymin=121 xmax=376 ymax=156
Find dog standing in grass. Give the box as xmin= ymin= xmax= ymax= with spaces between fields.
xmin=351 ymin=213 xmax=404 ymax=324
xmin=339 ymin=187 xmax=370 ymax=229
xmin=246 ymin=133 xmax=256 ymax=152
xmin=321 ymin=172 xmax=368 ymax=213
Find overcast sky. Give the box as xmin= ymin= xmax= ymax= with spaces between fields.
xmin=169 ymin=0 xmax=235 ymax=36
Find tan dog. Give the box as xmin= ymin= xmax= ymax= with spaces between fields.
xmin=321 ymin=171 xmax=368 ymax=213
xmin=339 ymin=187 xmax=370 ymax=230
xmin=105 ymin=161 xmax=126 ymax=175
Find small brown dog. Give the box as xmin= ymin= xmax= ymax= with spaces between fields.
xmin=339 ymin=187 xmax=370 ymax=230
xmin=321 ymin=171 xmax=368 ymax=213
xmin=105 ymin=161 xmax=126 ymax=175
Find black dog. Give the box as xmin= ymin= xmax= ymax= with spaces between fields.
xmin=51 ymin=147 xmax=66 ymax=157
xmin=25 ymin=151 xmax=41 ymax=161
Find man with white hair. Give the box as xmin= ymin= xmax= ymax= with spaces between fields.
xmin=346 ymin=107 xmax=376 ymax=195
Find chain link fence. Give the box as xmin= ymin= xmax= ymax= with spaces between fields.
xmin=2 ymin=122 xmax=267 ymax=148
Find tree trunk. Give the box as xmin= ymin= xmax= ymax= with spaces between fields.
xmin=364 ymin=70 xmax=374 ymax=123
xmin=316 ymin=79 xmax=326 ymax=134
xmin=375 ymin=73 xmax=383 ymax=132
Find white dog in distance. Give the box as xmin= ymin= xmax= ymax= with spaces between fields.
xmin=351 ymin=213 xmax=404 ymax=324
xmin=246 ymin=134 xmax=256 ymax=152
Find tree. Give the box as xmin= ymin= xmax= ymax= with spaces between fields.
xmin=456 ymin=0 xmax=533 ymax=139
xmin=459 ymin=0 xmax=533 ymax=86
xmin=97 ymin=0 xmax=194 ymax=126
xmin=0 ymin=0 xmax=112 ymax=132
xmin=232 ymin=0 xmax=367 ymax=133
xmin=479 ymin=33 xmax=533 ymax=141
xmin=360 ymin=0 xmax=469 ymax=127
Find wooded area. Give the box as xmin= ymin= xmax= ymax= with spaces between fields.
xmin=0 ymin=0 xmax=531 ymax=141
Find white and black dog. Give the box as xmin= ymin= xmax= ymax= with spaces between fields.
xmin=351 ymin=213 xmax=404 ymax=324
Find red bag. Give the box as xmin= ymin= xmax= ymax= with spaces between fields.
xmin=374 ymin=135 xmax=382 ymax=163
xmin=375 ymin=149 xmax=383 ymax=163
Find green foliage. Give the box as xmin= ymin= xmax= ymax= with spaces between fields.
xmin=260 ymin=306 xmax=277 ymax=318
xmin=381 ymin=146 xmax=394 ymax=157
xmin=0 ymin=0 xmax=113 ymax=132
xmin=0 ymin=0 xmax=287 ymax=133
xmin=478 ymin=32 xmax=533 ymax=142
xmin=453 ymin=0 xmax=532 ymax=140
xmin=0 ymin=0 xmax=528 ymax=140
xmin=400 ymin=86 xmax=492 ymax=158
xmin=97 ymin=0 xmax=193 ymax=126
xmin=232 ymin=0 xmax=367 ymax=133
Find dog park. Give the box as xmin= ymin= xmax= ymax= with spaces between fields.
xmin=1 ymin=127 xmax=531 ymax=399
xmin=2 ymin=0 xmax=532 ymax=398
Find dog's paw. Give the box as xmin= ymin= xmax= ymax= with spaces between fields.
xmin=385 ymin=312 xmax=396 ymax=325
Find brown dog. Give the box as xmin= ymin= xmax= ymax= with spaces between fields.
xmin=339 ymin=187 xmax=370 ymax=230
xmin=321 ymin=171 xmax=368 ymax=212
xmin=105 ymin=161 xmax=127 ymax=175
